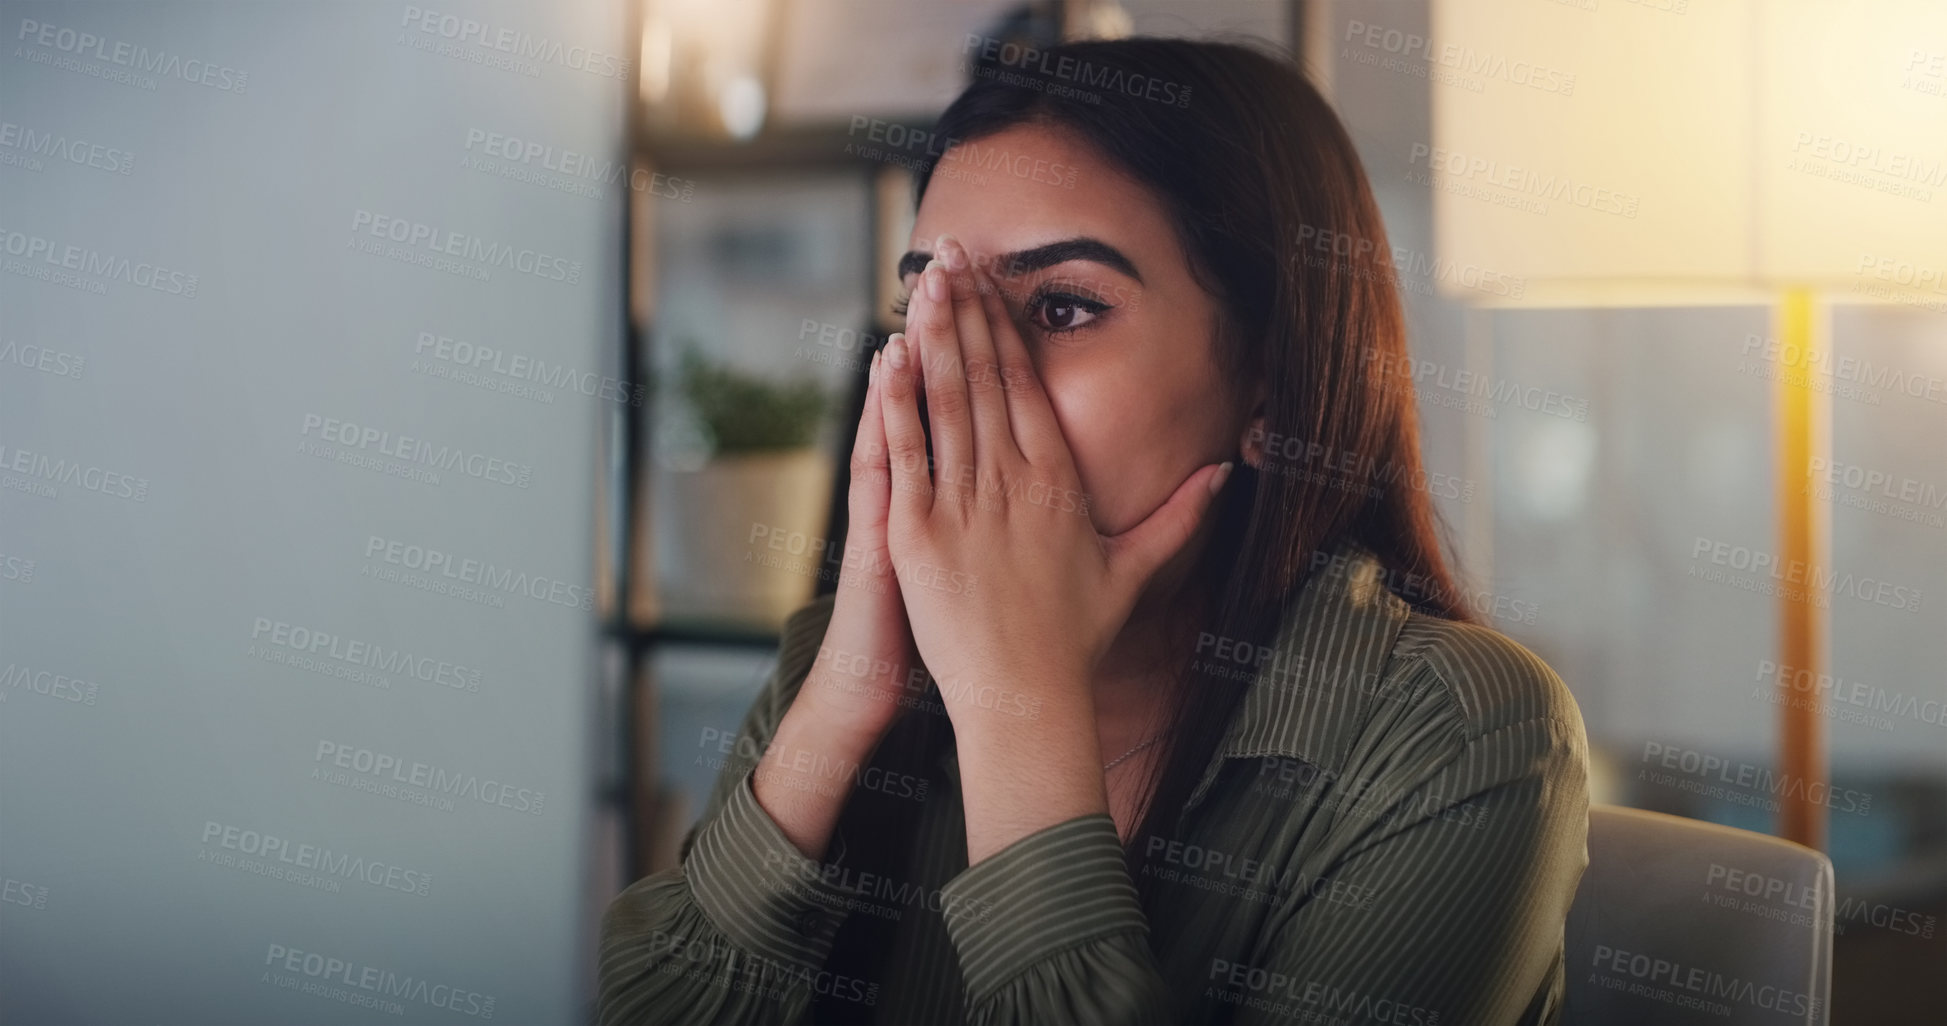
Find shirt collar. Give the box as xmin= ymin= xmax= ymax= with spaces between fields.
xmin=1182 ymin=539 xmax=1413 ymax=811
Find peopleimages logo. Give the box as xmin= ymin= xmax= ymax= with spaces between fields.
xmin=399 ymin=5 xmax=630 ymax=79
xmin=250 ymin=617 xmax=482 ymax=693
xmin=361 ymin=534 xmax=594 ymax=611
xmin=1754 ymin=659 xmax=1947 ymax=731
xmin=1851 ymin=254 xmax=1947 ymax=314
xmin=2 ymin=877 xmax=48 ymax=911
xmin=14 ymin=18 xmax=249 ymax=92
xmin=201 ymin=820 xmax=433 ymax=896
xmin=462 ymin=129 xmax=690 ymax=200
xmin=1208 ymin=959 xmax=1443 ymax=1025
xmin=0 ymin=121 xmax=134 ymax=174
xmin=1 ymin=661 xmax=100 ymax=705
xmin=413 ymin=330 xmax=645 ymax=407
xmin=1253 ymin=431 xmax=1478 ymax=503
xmin=1142 ymin=836 xmax=1378 ymax=910
xmin=0 ymin=442 xmax=150 ymax=502
xmin=760 ymin=850 xmax=992 ymax=924
xmin=348 ymin=209 xmax=581 ymax=284
xmin=263 ymin=943 xmax=495 ymax=1019
xmin=1688 ymin=536 xmax=1923 ymax=613
xmin=1588 ymin=945 xmax=1822 ymax=1019
xmin=0 ymin=226 xmax=199 ymax=296
xmin=646 ymin=930 xmax=880 ymax=1007
xmin=1739 ymin=330 xmax=1945 ymax=407
xmin=1641 ymin=741 xmax=1872 ymax=815
xmin=0 ymin=551 xmax=36 ymax=583
xmin=1855 ymin=253 xmax=1947 ymax=297
xmin=1364 ymin=348 xmax=1588 ymax=421
xmin=1408 ymin=144 xmax=1638 ymax=218
xmin=962 ymin=34 xmax=1193 ymax=108
xmin=1789 ymin=131 xmax=1947 ymax=188
xmin=1293 ymin=223 xmax=1527 ymax=300
xmin=314 ymin=740 xmax=546 ymax=815
xmin=0 ymin=339 xmax=85 ymax=379
xmin=1806 ymin=457 xmax=1947 ymax=527
xmin=698 ymin=727 xmax=931 ymax=803
xmin=299 ymin=413 xmax=534 ymax=488
xmin=843 ymin=116 xmax=1080 ymax=189
xmin=1343 ymin=19 xmax=1575 ymax=95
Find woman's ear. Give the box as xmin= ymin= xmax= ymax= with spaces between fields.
xmin=1237 ymin=389 xmax=1270 ymax=470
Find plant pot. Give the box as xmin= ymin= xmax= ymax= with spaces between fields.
xmin=655 ymin=447 xmax=835 ymax=627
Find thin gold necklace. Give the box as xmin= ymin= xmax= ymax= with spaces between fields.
xmin=1102 ymin=732 xmax=1164 ymax=772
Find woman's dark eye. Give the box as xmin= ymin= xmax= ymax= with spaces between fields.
xmin=1028 ymin=291 xmax=1109 ymax=334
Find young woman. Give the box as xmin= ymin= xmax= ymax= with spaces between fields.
xmin=599 ymin=37 xmax=1588 ymax=1026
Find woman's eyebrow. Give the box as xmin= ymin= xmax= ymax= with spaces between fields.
xmin=896 ymin=237 xmax=1143 ymax=284
xmin=896 ymin=251 xmax=932 ymax=280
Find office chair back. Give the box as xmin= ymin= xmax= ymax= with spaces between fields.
xmin=1563 ymin=804 xmax=1834 ymax=1025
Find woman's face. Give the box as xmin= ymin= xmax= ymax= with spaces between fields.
xmin=903 ymin=122 xmax=1260 ymax=541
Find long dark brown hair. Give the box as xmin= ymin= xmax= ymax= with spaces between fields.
xmin=909 ymin=35 xmax=1476 ymax=874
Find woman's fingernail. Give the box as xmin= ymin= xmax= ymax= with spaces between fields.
xmin=1208 ymin=461 xmax=1234 ymax=496
xmin=887 ymin=333 xmax=908 ymax=369
xmin=924 ymin=260 xmax=947 ymax=302
xmin=870 ymin=348 xmax=881 ymax=382
xmin=937 ymin=234 xmax=968 ymax=271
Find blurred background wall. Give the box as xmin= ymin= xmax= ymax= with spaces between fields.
xmin=2 ymin=1 xmax=627 ymax=1023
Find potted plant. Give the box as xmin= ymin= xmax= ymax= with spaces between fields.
xmin=654 ymin=346 xmax=834 ymax=626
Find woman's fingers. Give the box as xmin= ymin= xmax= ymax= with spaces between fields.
xmin=977 ymin=271 xmax=1074 ymax=474
xmin=937 ymin=236 xmax=1021 ymax=470
xmin=1103 ymin=461 xmax=1232 ymax=594
xmin=877 ymin=332 xmax=934 ymax=525
xmin=838 ymin=349 xmax=894 ymax=589
xmin=847 ymin=349 xmax=890 ymax=521
xmin=909 ymin=253 xmax=973 ymax=485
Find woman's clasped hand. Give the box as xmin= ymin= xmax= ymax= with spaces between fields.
xmin=857 ymin=233 xmax=1232 ymax=810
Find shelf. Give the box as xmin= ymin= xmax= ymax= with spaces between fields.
xmin=634 ymin=120 xmax=935 ymax=174
xmin=601 ymin=617 xmax=783 ymax=650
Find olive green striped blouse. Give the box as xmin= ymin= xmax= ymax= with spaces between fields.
xmin=597 ymin=542 xmax=1590 ymax=1025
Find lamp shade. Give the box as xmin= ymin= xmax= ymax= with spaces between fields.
xmin=1425 ymin=0 xmax=1947 ymax=308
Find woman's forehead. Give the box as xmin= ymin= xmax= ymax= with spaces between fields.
xmin=908 ymin=143 xmax=1173 ymax=275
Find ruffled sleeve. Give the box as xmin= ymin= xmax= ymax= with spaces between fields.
xmin=936 ymin=814 xmax=1174 ymax=1025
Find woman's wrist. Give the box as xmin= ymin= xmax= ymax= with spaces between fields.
xmin=954 ymin=690 xmax=1108 ymax=864
xmin=799 ymin=641 xmax=913 ymax=709
xmin=752 ymin=688 xmax=892 ymax=859
xmin=797 ymin=582 xmax=924 ymax=724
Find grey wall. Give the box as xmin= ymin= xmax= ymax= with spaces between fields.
xmin=1 ymin=2 xmax=627 ymax=1022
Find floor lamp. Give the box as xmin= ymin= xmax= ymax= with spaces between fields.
xmin=1427 ymin=0 xmax=1947 ymax=850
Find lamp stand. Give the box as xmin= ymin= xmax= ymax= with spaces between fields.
xmin=1775 ymin=287 xmax=1831 ymax=852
